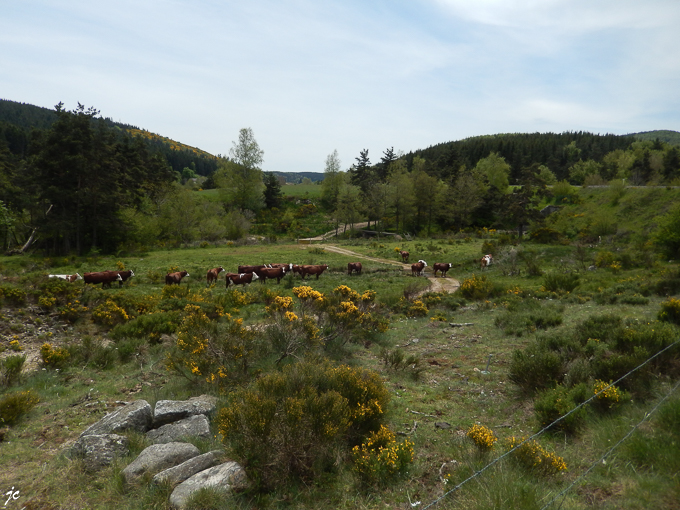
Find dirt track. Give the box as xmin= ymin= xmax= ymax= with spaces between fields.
xmin=317 ymin=244 xmax=460 ymax=295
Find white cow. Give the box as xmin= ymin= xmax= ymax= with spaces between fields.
xmin=480 ymin=254 xmax=493 ymax=270
xmin=48 ymin=273 xmax=82 ymax=282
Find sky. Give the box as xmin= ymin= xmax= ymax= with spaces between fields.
xmin=2 ymin=0 xmax=680 ymax=174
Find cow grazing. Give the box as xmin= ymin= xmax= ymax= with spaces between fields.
xmin=268 ymin=263 xmax=293 ymax=271
xmin=226 ymin=272 xmax=259 ymax=287
xmin=400 ymin=250 xmax=410 ymax=262
xmin=299 ymin=264 xmax=329 ymax=280
xmin=433 ymin=263 xmax=452 ymax=278
xmin=165 ymin=271 xmax=190 ymax=285
xmin=49 ymin=273 xmax=82 ymax=282
xmin=480 ymin=254 xmax=493 ymax=270
xmin=291 ymin=264 xmax=304 ymax=277
xmin=348 ymin=262 xmax=362 ymax=275
xmin=260 ymin=266 xmax=288 ymax=284
xmin=206 ymin=266 xmax=225 ymax=286
xmin=114 ymin=270 xmax=135 ymax=287
xmin=411 ymin=260 xmax=427 ymax=277
xmin=84 ymin=271 xmax=123 ymax=288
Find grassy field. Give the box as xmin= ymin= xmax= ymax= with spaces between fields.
xmin=1 ymin=196 xmax=680 ymax=509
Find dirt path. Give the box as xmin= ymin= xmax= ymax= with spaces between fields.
xmin=298 ymin=222 xmax=370 ymax=242
xmin=317 ymin=244 xmax=460 ymax=295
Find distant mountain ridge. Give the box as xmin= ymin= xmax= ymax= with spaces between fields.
xmin=629 ymin=130 xmax=680 ymax=145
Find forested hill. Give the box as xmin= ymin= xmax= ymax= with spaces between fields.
xmin=404 ymin=132 xmax=637 ymax=183
xmin=0 ymin=99 xmax=218 ymax=176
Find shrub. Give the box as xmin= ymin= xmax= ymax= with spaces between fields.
xmin=110 ymin=311 xmax=179 ymax=343
xmin=407 ymin=300 xmax=428 ymax=317
xmin=467 ymin=424 xmax=498 ymax=451
xmin=92 ymin=299 xmax=130 ymax=327
xmin=460 ymin=274 xmax=495 ymax=300
xmin=534 ymin=384 xmax=589 ymax=435
xmin=509 ymin=345 xmax=564 ymax=394
xmin=592 ymin=379 xmax=623 ymax=413
xmin=217 ymin=360 xmax=390 ymax=489
xmin=0 ymin=284 xmax=26 ymax=306
xmin=595 ymin=250 xmax=615 ymax=268
xmin=495 ymin=300 xmax=563 ymax=336
xmin=541 ymin=272 xmax=580 ymax=293
xmin=0 ymin=355 xmax=26 ymax=387
xmin=0 ymin=390 xmax=39 ymax=426
xmin=530 ymin=227 xmax=563 ymax=244
xmin=506 ymin=436 xmax=567 ymax=476
xmin=40 ymin=343 xmax=71 ymax=369
xmin=57 ymin=301 xmax=88 ymax=323
xmin=658 ymin=297 xmax=680 ymax=325
xmin=352 ymin=425 xmax=414 ymax=485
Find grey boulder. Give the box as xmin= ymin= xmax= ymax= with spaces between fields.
xmin=70 ymin=433 xmax=130 ymax=471
xmin=152 ymin=450 xmax=222 ymax=487
xmin=169 ymin=461 xmax=247 ymax=509
xmin=147 ymin=414 xmax=211 ymax=444
xmin=122 ymin=442 xmax=200 ymax=484
xmin=80 ymin=400 xmax=152 ymax=437
xmin=153 ymin=395 xmax=217 ymax=427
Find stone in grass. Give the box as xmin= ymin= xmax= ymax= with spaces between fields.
xmin=169 ymin=461 xmax=248 ymax=509
xmin=146 ymin=414 xmax=211 ymax=444
xmin=122 ymin=442 xmax=200 ymax=484
xmin=70 ymin=433 xmax=130 ymax=472
xmin=80 ymin=400 xmax=153 ymax=437
xmin=151 ymin=450 xmax=222 ymax=487
xmin=153 ymin=395 xmax=217 ymax=427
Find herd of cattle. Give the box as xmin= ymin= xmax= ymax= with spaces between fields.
xmin=47 ymin=254 xmax=494 ymax=289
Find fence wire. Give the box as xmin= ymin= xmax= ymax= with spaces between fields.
xmin=421 ymin=338 xmax=680 ymax=510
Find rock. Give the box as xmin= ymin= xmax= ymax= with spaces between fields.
xmin=153 ymin=395 xmax=217 ymax=427
xmin=169 ymin=461 xmax=248 ymax=509
xmin=152 ymin=450 xmax=222 ymax=487
xmin=122 ymin=442 xmax=200 ymax=484
xmin=80 ymin=400 xmax=152 ymax=437
xmin=70 ymin=434 xmax=130 ymax=471
xmin=435 ymin=422 xmax=452 ymax=430
xmin=147 ymin=414 xmax=211 ymax=444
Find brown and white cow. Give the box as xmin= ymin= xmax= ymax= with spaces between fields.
xmin=165 ymin=271 xmax=190 ymax=285
xmin=49 ymin=273 xmax=82 ymax=282
xmin=238 ymin=264 xmax=267 ymax=274
xmin=84 ymin=271 xmax=123 ymax=288
xmin=114 ymin=270 xmax=135 ymax=287
xmin=348 ymin=262 xmax=362 ymax=275
xmin=411 ymin=260 xmax=427 ymax=277
xmin=480 ymin=254 xmax=493 ymax=270
xmin=206 ymin=266 xmax=225 ymax=286
xmin=400 ymin=250 xmax=410 ymax=262
xmin=299 ymin=264 xmax=329 ymax=280
xmin=433 ymin=263 xmax=452 ymax=278
xmin=226 ymin=272 xmax=259 ymax=287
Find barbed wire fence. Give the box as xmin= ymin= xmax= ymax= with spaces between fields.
xmin=420 ymin=338 xmax=680 ymax=510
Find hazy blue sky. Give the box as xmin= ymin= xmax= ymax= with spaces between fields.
xmin=2 ymin=0 xmax=679 ymax=173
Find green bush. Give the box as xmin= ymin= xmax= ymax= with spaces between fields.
xmin=0 ymin=390 xmax=39 ymax=426
xmin=352 ymin=425 xmax=414 ymax=485
xmin=40 ymin=343 xmax=71 ymax=369
xmin=460 ymin=274 xmax=502 ymax=300
xmin=509 ymin=344 xmax=564 ymax=394
xmin=534 ymin=384 xmax=589 ymax=435
xmin=541 ymin=272 xmax=580 ymax=293
xmin=0 ymin=355 xmax=26 ymax=387
xmin=110 ymin=311 xmax=180 ymax=343
xmin=216 ymin=359 xmax=390 ymax=490
xmin=573 ymin=314 xmax=624 ymax=346
xmin=594 ymin=250 xmax=615 ymax=268
xmin=0 ymin=284 xmax=26 ymax=306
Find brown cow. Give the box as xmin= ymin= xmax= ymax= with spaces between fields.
xmin=411 ymin=260 xmax=427 ymax=277
xmin=165 ymin=271 xmax=190 ymax=285
xmin=348 ymin=262 xmax=362 ymax=275
xmin=291 ymin=264 xmax=304 ymax=277
xmin=433 ymin=263 xmax=452 ymax=277
xmin=299 ymin=264 xmax=329 ymax=280
xmin=206 ymin=266 xmax=224 ymax=286
xmin=226 ymin=272 xmax=259 ymax=287
xmin=260 ymin=266 xmax=288 ymax=284
xmin=84 ymin=271 xmax=123 ymax=288
xmin=400 ymin=250 xmax=410 ymax=262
